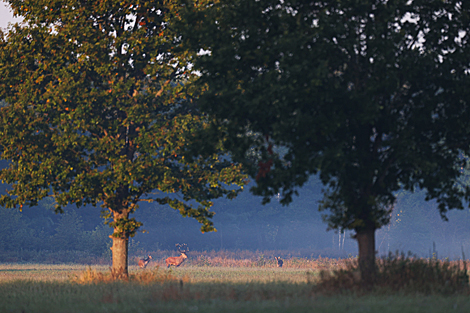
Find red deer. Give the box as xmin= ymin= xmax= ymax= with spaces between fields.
xmin=165 ymin=244 xmax=189 ymax=268
xmin=138 ymin=255 xmax=152 ymax=268
xmin=275 ymin=256 xmax=283 ymax=268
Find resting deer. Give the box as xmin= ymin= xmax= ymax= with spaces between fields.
xmin=275 ymin=256 xmax=283 ymax=268
xmin=166 ymin=243 xmax=189 ymax=268
xmin=138 ymin=255 xmax=152 ymax=269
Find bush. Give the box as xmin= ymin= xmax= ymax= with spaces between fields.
xmin=316 ymin=252 xmax=470 ymax=295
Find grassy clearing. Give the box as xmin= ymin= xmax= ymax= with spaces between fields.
xmin=137 ymin=250 xmax=349 ymax=269
xmin=168 ymin=267 xmax=317 ymax=284
xmin=1 ymin=278 xmax=470 ymax=313
xmin=1 ymin=257 xmax=470 ymax=313
xmin=0 ymin=263 xmax=110 ymax=282
xmin=0 ymin=264 xmax=317 ymax=284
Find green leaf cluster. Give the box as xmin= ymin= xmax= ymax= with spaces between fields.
xmin=0 ymin=0 xmax=247 ymax=236
xmin=183 ymin=0 xmax=470 ymax=233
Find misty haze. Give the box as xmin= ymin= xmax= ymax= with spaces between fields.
xmin=2 ymin=174 xmax=469 ymax=263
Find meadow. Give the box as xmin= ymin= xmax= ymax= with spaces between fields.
xmin=1 ymin=255 xmax=470 ymax=313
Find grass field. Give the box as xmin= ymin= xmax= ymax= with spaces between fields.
xmin=1 ymin=262 xmax=470 ymax=313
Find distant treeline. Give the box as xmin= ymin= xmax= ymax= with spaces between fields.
xmin=1 ymin=174 xmax=470 ymax=263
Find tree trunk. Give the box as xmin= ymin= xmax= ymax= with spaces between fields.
xmin=356 ymin=228 xmax=377 ymax=286
xmin=110 ymin=210 xmax=130 ymax=280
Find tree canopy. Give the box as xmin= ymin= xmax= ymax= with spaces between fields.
xmin=183 ymin=0 xmax=470 ymax=283
xmin=0 ymin=0 xmax=246 ymax=278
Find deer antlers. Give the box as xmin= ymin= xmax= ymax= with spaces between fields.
xmin=176 ymin=243 xmax=189 ymax=253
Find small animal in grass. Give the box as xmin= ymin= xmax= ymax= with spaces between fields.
xmin=275 ymin=256 xmax=283 ymax=268
xmin=165 ymin=243 xmax=189 ymax=268
xmin=138 ymin=255 xmax=152 ymax=269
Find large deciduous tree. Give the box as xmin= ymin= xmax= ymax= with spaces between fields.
xmin=0 ymin=0 xmax=246 ymax=279
xmin=183 ymin=0 xmax=470 ymax=283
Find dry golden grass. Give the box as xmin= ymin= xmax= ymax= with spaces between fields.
xmin=187 ymin=255 xmax=348 ymax=269
xmin=70 ymin=266 xmax=183 ymax=284
xmin=1 ymin=255 xmax=470 ymax=313
xmin=2 ymin=252 xmax=469 ymax=295
xmin=133 ymin=249 xmax=354 ymax=271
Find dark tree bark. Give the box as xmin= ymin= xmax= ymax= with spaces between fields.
xmin=356 ymin=228 xmax=377 ymax=285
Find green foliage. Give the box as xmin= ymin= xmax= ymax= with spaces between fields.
xmin=0 ymin=0 xmax=246 ymax=260
xmin=184 ymin=0 xmax=470 ymax=233
xmin=181 ymin=0 xmax=470 ymax=281
xmin=108 ymin=217 xmax=143 ymax=239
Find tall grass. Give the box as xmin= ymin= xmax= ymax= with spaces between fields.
xmin=4 ymin=278 xmax=469 ymax=313
xmin=133 ymin=249 xmax=353 ymax=270
xmin=71 ymin=266 xmax=182 ymax=284
xmin=38 ymin=251 xmax=470 ymax=296
xmin=1 ymin=255 xmax=470 ymax=313
xmin=317 ymin=252 xmax=469 ymax=295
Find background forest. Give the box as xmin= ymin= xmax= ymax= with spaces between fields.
xmin=2 ymin=155 xmax=470 ymax=263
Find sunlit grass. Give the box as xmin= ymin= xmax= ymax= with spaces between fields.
xmin=0 ymin=262 xmax=323 ymax=285
xmin=168 ymin=267 xmax=318 ymax=284
xmin=0 ymin=263 xmax=110 ymax=282
xmin=1 ymin=258 xmax=470 ymax=313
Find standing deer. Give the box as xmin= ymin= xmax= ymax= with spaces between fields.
xmin=165 ymin=244 xmax=189 ymax=268
xmin=138 ymin=255 xmax=152 ymax=269
xmin=275 ymin=256 xmax=283 ymax=268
